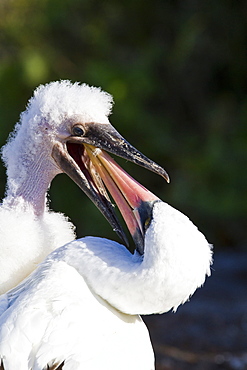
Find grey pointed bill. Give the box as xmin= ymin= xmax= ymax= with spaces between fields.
xmin=52 ymin=122 xmax=169 ymax=254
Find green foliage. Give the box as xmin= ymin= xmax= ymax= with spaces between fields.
xmin=0 ymin=0 xmax=246 ymax=248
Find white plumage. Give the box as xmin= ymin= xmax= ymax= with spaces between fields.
xmin=0 ymin=201 xmax=75 ymax=294
xmin=0 ymin=81 xmax=112 ymax=294
xmin=0 ymin=81 xmax=212 ymax=369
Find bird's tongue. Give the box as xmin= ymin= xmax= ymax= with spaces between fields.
xmin=84 ymin=146 xmax=159 ymax=240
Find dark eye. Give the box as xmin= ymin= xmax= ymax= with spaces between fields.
xmin=72 ymin=125 xmax=85 ymax=136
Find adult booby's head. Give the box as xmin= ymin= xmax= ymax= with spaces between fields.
xmin=2 ymin=80 xmax=169 ymax=253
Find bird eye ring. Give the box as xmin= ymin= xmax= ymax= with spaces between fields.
xmin=72 ymin=125 xmax=85 ymax=137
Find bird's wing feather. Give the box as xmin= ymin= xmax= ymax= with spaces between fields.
xmin=0 ymin=250 xmax=154 ymax=370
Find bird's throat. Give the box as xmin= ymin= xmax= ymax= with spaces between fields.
xmin=4 ymin=152 xmax=60 ymax=216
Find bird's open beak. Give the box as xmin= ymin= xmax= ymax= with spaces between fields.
xmin=52 ymin=123 xmax=169 ymax=254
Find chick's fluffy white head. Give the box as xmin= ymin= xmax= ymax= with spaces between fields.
xmin=2 ymin=80 xmax=113 ymax=163
xmin=1 ymin=81 xmax=114 ymax=194
xmin=26 ymin=80 xmax=114 ymax=132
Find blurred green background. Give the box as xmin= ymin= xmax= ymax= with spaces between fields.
xmin=0 ymin=0 xmax=246 ymax=250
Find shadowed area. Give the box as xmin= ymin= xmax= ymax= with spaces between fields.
xmin=144 ymin=251 xmax=247 ymax=369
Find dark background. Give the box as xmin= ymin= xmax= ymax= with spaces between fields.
xmin=0 ymin=1 xmax=246 ymax=368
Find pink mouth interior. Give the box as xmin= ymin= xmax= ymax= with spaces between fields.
xmin=67 ymin=142 xmax=158 ymax=238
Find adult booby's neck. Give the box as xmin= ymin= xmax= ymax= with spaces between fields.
xmin=57 ymin=201 xmax=212 ymax=316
